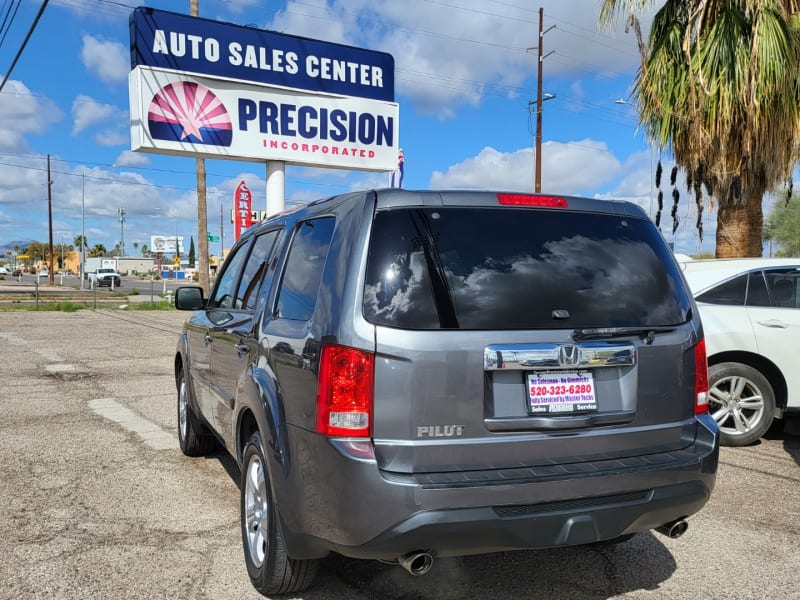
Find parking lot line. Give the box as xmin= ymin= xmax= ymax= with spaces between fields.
xmin=88 ymin=397 xmax=177 ymax=451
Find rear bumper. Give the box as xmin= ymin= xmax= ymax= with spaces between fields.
xmin=275 ymin=415 xmax=719 ymax=560
xmin=330 ymin=480 xmax=709 ymax=559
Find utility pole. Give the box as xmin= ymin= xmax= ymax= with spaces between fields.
xmin=118 ymin=207 xmax=126 ymax=256
xmin=80 ymin=172 xmax=85 ymax=289
xmin=47 ymin=154 xmax=54 ymax=285
xmin=530 ymin=7 xmax=556 ymax=193
xmin=190 ymin=0 xmax=210 ymax=295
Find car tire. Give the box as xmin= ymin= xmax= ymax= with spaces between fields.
xmin=708 ymin=362 xmax=776 ymax=447
xmin=240 ymin=431 xmax=318 ymax=595
xmin=177 ymin=367 xmax=216 ymax=456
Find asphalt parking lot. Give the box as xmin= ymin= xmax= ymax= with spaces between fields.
xmin=1 ymin=309 xmax=798 ymax=599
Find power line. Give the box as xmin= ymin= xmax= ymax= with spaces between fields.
xmin=0 ymin=0 xmax=49 ymax=94
xmin=0 ymin=0 xmax=20 ymax=49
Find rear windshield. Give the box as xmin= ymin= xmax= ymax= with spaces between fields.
xmin=363 ymin=207 xmax=691 ymax=330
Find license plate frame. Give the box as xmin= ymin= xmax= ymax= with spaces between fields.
xmin=527 ymin=370 xmax=597 ymax=415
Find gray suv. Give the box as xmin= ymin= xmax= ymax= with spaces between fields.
xmin=174 ymin=189 xmax=719 ymax=596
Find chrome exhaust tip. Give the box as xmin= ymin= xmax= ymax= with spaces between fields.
xmin=398 ymin=551 xmax=434 ymax=576
xmin=655 ymin=519 xmax=689 ymax=539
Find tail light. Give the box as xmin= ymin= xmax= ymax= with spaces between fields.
xmin=694 ymin=339 xmax=709 ymax=414
xmin=316 ymin=344 xmax=374 ymax=437
xmin=496 ymin=193 xmax=568 ymax=207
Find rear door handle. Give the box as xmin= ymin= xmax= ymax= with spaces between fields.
xmin=756 ymin=319 xmax=789 ymax=329
xmin=204 ymin=334 xmax=213 ymax=344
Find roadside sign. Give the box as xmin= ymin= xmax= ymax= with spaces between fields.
xmin=207 ymin=235 xmax=220 ymax=242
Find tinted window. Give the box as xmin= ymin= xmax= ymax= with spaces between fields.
xmin=745 ymin=272 xmax=770 ymax=307
xmin=364 ymin=207 xmax=691 ymax=330
xmin=276 ymin=217 xmax=335 ymax=321
xmin=764 ymin=268 xmax=800 ymax=308
xmin=239 ymin=230 xmax=279 ymax=310
xmin=697 ymin=274 xmax=748 ymax=306
xmin=210 ymin=238 xmax=252 ymax=309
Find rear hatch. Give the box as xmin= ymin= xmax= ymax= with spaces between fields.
xmin=362 ymin=193 xmax=699 ymax=475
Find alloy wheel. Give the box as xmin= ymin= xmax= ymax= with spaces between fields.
xmin=708 ymin=374 xmax=766 ymax=438
xmin=178 ymin=378 xmax=188 ymax=441
xmin=244 ymin=454 xmax=268 ymax=568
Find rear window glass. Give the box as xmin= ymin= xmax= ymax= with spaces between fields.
xmin=363 ymin=207 xmax=691 ymax=330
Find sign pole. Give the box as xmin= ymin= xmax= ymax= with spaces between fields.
xmin=266 ymin=161 xmax=285 ymax=217
xmin=190 ymin=0 xmax=210 ymax=296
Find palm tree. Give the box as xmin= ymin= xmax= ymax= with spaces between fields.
xmin=141 ymin=243 xmax=149 ymax=257
xmin=89 ymin=244 xmax=107 ymax=257
xmin=74 ymin=235 xmax=87 ymax=254
xmin=600 ymin=1 xmax=800 ymax=257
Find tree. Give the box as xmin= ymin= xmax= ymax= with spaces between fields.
xmin=27 ymin=240 xmax=47 ymax=262
xmin=74 ymin=235 xmax=87 ymax=253
xmin=133 ymin=242 xmax=139 ymax=254
xmin=88 ymin=244 xmax=107 ymax=257
xmin=600 ymin=1 xmax=800 ymax=257
xmin=765 ymin=197 xmax=800 ymax=256
xmin=188 ymin=236 xmax=196 ymax=268
xmin=141 ymin=244 xmax=149 ymax=257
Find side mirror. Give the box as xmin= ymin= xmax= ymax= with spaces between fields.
xmin=175 ymin=286 xmax=205 ymax=310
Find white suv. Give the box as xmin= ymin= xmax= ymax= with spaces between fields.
xmin=680 ymin=257 xmax=800 ymax=445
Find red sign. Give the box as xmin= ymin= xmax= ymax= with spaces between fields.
xmin=234 ymin=180 xmax=253 ymax=240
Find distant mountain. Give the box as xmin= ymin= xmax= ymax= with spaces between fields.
xmin=0 ymin=241 xmax=31 ymax=254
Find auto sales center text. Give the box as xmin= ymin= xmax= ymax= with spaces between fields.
xmin=152 ymin=31 xmax=386 ymax=90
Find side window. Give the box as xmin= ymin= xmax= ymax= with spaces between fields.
xmin=764 ymin=269 xmax=800 ymax=308
xmin=696 ymin=274 xmax=747 ymax=306
xmin=275 ymin=217 xmax=335 ymax=321
xmin=209 ymin=238 xmax=252 ymax=309
xmin=745 ymin=271 xmax=770 ymax=307
xmin=239 ymin=230 xmax=280 ymax=310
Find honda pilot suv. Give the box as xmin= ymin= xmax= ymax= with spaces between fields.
xmin=174 ymin=189 xmax=719 ymax=596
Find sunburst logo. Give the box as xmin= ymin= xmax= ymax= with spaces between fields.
xmin=147 ymin=81 xmax=232 ymax=147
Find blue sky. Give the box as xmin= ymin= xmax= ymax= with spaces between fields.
xmin=0 ymin=0 xmax=742 ymax=259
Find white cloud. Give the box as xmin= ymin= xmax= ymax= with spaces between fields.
xmin=95 ymin=129 xmax=128 ymax=147
xmin=220 ymin=0 xmax=262 ymax=13
xmin=80 ymin=35 xmax=129 ymax=84
xmin=0 ymin=80 xmax=61 ymax=151
xmin=430 ymin=140 xmax=620 ymax=195
xmin=269 ymin=0 xmax=652 ymax=118
xmin=71 ymin=95 xmax=116 ymax=135
xmin=0 ymin=155 xmax=52 ymax=207
xmin=114 ymin=151 xmax=150 ymax=168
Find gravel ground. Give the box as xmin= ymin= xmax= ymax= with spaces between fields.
xmin=0 ymin=309 xmax=798 ymax=599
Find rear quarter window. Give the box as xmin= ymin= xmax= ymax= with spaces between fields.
xmin=696 ymin=274 xmax=749 ymax=306
xmin=275 ymin=217 xmax=335 ymax=321
xmin=363 ymin=207 xmax=691 ymax=330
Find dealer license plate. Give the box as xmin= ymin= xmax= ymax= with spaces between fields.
xmin=527 ymin=371 xmax=597 ymax=414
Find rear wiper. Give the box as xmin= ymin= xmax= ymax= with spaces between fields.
xmin=571 ymin=325 xmax=677 ymax=345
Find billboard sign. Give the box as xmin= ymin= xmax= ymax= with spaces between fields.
xmin=129 ymin=66 xmax=399 ymax=170
xmin=234 ymin=181 xmax=253 ymax=240
xmin=150 ymin=235 xmax=185 ymax=254
xmin=130 ymin=7 xmax=394 ymax=102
